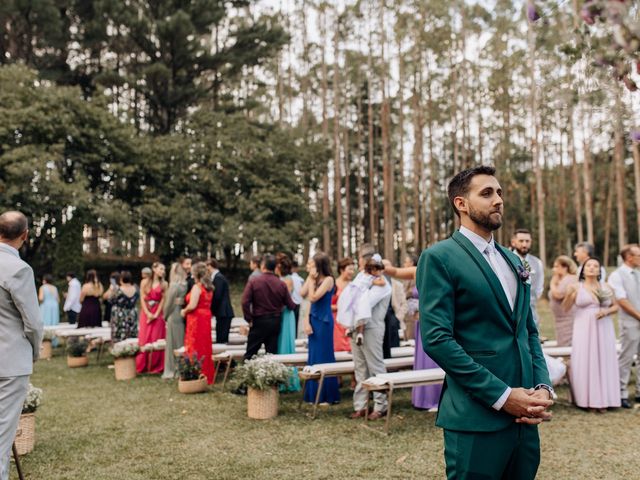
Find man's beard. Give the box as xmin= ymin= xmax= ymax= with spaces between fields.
xmin=468 ymin=204 xmax=502 ymax=231
xmin=515 ymin=246 xmax=530 ymax=256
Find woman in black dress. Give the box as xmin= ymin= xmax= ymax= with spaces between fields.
xmin=78 ymin=269 xmax=104 ymax=328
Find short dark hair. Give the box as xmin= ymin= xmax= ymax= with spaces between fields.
xmin=262 ymin=254 xmax=277 ymax=272
xmin=251 ymin=255 xmax=263 ymax=266
xmin=337 ymin=257 xmax=354 ymax=274
xmin=575 ymin=242 xmax=595 ymax=257
xmin=0 ymin=211 xmax=28 ymax=240
xmin=292 ymin=260 xmax=299 ymax=268
xmin=66 ymin=272 xmax=76 ymax=279
xmin=206 ymin=258 xmax=219 ymax=269
xmin=447 ymin=166 xmax=497 ymax=217
xmin=120 ymin=270 xmax=132 ymax=284
xmin=43 ymin=274 xmax=53 ymax=284
xmin=406 ymin=254 xmax=419 ymax=267
xmin=514 ymin=228 xmax=531 ymax=237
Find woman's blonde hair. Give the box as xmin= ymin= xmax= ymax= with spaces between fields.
xmin=192 ymin=262 xmax=213 ymax=291
xmin=169 ymin=262 xmax=186 ymax=285
xmin=554 ymin=255 xmax=577 ymax=275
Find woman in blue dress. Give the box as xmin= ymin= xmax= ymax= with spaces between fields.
xmin=39 ymin=274 xmax=60 ymax=326
xmin=276 ymin=253 xmax=301 ymax=392
xmin=301 ymin=252 xmax=340 ymax=404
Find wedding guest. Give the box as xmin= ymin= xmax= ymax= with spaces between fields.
xmin=291 ymin=260 xmax=304 ymax=334
xmin=384 ymin=275 xmax=407 ymax=358
xmin=607 ymin=244 xmax=640 ymax=408
xmin=511 ymin=229 xmax=545 ymax=325
xmin=275 ymin=253 xmax=301 ymax=392
xmin=162 ymin=263 xmax=188 ymax=379
xmin=331 ymin=257 xmax=355 ymax=352
xmin=141 ymin=267 xmax=152 ymax=282
xmin=38 ymin=274 xmax=60 ymax=328
xmin=181 ymin=262 xmax=215 ymax=384
xmin=103 ymin=271 xmax=120 ymax=325
xmin=401 ymin=255 xmax=419 ymax=340
xmin=181 ymin=256 xmax=194 ymax=304
xmin=564 ymin=257 xmax=620 ymax=412
xmin=105 ymin=270 xmax=139 ymax=342
xmin=63 ymin=272 xmax=81 ymax=324
xmin=382 ymin=257 xmax=442 ymax=411
xmin=548 ymin=255 xmax=578 ymax=346
xmin=78 ymin=269 xmax=103 ymax=328
xmin=206 ymin=258 xmax=234 ymax=344
xmin=249 ymin=255 xmax=263 ymax=280
xmin=574 ymin=242 xmax=607 ymax=280
xmin=302 ymin=252 xmax=340 ymax=405
xmin=349 ymin=245 xmax=390 ymax=418
xmin=242 ymin=254 xmax=297 ymax=360
xmin=0 ymin=211 xmax=43 ymax=480
xmin=136 ymin=262 xmax=167 ymax=374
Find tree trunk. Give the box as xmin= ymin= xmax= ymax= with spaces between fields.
xmin=568 ymin=107 xmax=584 ymax=243
xmin=528 ymin=25 xmax=546 ymax=267
xmin=427 ymin=74 xmax=437 ymax=246
xmin=320 ymin=9 xmax=331 ymax=256
xmin=397 ymin=38 xmax=408 ymax=260
xmin=367 ymin=27 xmax=376 ymax=246
xmin=333 ymin=26 xmax=343 ymax=259
xmin=614 ymin=88 xmax=628 ymax=251
xmin=632 ymin=143 xmax=640 ymax=243
xmin=581 ymin=106 xmax=595 ymax=245
xmin=603 ymin=159 xmax=616 ymax=267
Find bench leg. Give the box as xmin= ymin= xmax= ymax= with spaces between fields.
xmin=311 ymin=373 xmax=325 ymax=419
xmin=384 ymin=387 xmax=394 ymax=435
xmin=222 ymin=359 xmax=232 ymax=391
xmin=12 ymin=442 xmax=24 ymax=480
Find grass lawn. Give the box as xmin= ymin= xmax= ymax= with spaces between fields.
xmin=13 ymin=301 xmax=640 ymax=479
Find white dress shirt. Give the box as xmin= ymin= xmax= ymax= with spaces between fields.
xmin=291 ymin=272 xmax=304 ymax=305
xmin=63 ymin=278 xmax=82 ymax=313
xmin=459 ymin=226 xmax=516 ymax=411
xmin=608 ymin=264 xmax=635 ymax=300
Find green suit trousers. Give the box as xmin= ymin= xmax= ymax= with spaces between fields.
xmin=444 ymin=423 xmax=540 ymax=480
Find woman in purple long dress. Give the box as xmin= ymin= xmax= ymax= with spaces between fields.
xmin=383 ymin=259 xmax=443 ymax=410
xmin=564 ymin=257 xmax=620 ymax=412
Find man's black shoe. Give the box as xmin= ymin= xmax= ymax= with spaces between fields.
xmin=621 ymin=398 xmax=632 ymax=409
xmin=232 ymin=386 xmax=247 ymax=396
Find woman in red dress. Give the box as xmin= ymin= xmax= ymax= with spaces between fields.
xmin=136 ymin=262 xmax=167 ymax=374
xmin=332 ymin=258 xmax=355 ymax=352
xmin=181 ymin=262 xmax=215 ymax=384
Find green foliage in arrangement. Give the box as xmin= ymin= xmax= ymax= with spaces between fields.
xmin=177 ymin=354 xmax=203 ymax=381
xmin=231 ymin=355 xmax=292 ymax=391
xmin=22 ymin=384 xmax=43 ymax=414
xmin=65 ymin=338 xmax=89 ymax=358
xmin=110 ymin=341 xmax=140 ymax=358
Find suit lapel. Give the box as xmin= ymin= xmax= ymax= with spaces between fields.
xmin=495 ymin=244 xmax=527 ymax=328
xmin=452 ymin=231 xmax=513 ymax=321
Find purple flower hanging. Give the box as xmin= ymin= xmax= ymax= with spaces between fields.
xmin=516 ymin=263 xmax=531 ymax=285
xmin=527 ymin=2 xmax=541 ymax=22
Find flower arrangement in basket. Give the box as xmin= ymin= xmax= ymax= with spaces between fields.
xmin=110 ymin=341 xmax=139 ymax=381
xmin=65 ymin=337 xmax=89 ymax=367
xmin=176 ymin=354 xmax=207 ymax=393
xmin=16 ymin=384 xmax=43 ymax=455
xmin=231 ymin=355 xmax=291 ymax=419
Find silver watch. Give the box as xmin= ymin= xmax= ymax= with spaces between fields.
xmin=534 ymin=384 xmax=555 ymax=399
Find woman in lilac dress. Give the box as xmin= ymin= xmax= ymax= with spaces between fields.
xmin=384 ymin=257 xmax=443 ymax=410
xmin=564 ymin=257 xmax=620 ymax=412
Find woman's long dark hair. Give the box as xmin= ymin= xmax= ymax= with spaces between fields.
xmin=578 ymin=257 xmax=602 ymax=282
xmin=313 ymin=251 xmax=333 ymax=280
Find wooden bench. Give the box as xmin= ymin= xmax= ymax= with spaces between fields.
xmin=299 ymin=356 xmax=416 ymax=418
xmin=361 ymin=368 xmax=445 ymax=434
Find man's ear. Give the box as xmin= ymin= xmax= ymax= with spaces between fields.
xmin=453 ymin=196 xmax=467 ymax=214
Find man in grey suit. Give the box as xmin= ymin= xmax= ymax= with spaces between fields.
xmin=0 ymin=211 xmax=43 ymax=480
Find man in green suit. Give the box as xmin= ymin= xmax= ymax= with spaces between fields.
xmin=417 ymin=166 xmax=553 ymax=479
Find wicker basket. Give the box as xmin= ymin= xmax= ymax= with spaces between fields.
xmin=14 ymin=413 xmax=35 ymax=456
xmin=40 ymin=340 xmax=53 ymax=360
xmin=247 ymin=387 xmax=279 ymax=419
xmin=178 ymin=375 xmax=208 ymax=394
xmin=67 ymin=355 xmax=89 ymax=368
xmin=114 ymin=357 xmax=137 ymax=380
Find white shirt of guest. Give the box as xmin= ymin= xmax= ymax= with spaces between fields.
xmin=291 ymin=272 xmax=304 ymax=305
xmin=459 ymin=226 xmax=517 ymax=411
xmin=608 ymin=264 xmax=636 ymax=300
xmin=64 ymin=278 xmax=82 ymax=313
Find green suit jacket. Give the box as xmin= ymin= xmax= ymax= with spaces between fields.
xmin=417 ymin=230 xmax=551 ymax=432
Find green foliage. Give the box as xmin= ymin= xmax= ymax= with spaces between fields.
xmin=52 ymin=212 xmax=85 ymax=279
xmin=177 ymin=354 xmax=203 ymax=381
xmin=66 ymin=338 xmax=89 ymax=357
xmin=230 ymin=355 xmax=291 ymax=390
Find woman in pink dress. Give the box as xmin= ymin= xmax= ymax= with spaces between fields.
xmin=136 ymin=262 xmax=168 ymax=374
xmin=564 ymin=257 xmax=620 ymax=412
xmin=331 ymin=258 xmax=355 ymax=352
xmin=548 ymin=255 xmax=578 ymax=346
